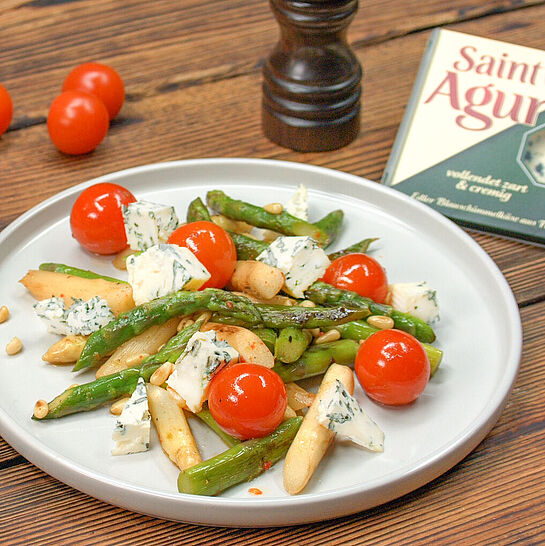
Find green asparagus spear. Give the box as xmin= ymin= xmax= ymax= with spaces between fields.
xmin=273 ymin=339 xmax=359 ymax=382
xmin=211 ymin=303 xmax=367 ymax=330
xmin=39 ymin=263 xmax=128 ymax=284
xmin=313 ymin=209 xmax=343 ymax=248
xmin=142 ymin=319 xmax=204 ymax=365
xmin=177 ymin=417 xmax=302 ymax=496
xmin=229 ymin=232 xmax=269 ymax=260
xmin=75 ymin=289 xmax=366 ymax=371
xmin=74 ymin=290 xmax=262 ymax=371
xmin=327 ymin=238 xmax=378 ymax=260
xmin=251 ymin=328 xmax=277 ymax=353
xmin=186 ymin=197 xmax=212 ymax=223
xmin=274 ymin=327 xmax=311 ymax=363
xmin=35 ymin=363 xmax=161 ymax=420
xmin=336 ymin=321 xmax=443 ymax=375
xmin=305 ymin=281 xmax=436 ymax=344
xmin=207 ymin=190 xmax=330 ymax=246
xmin=195 ymin=406 xmax=241 ymax=448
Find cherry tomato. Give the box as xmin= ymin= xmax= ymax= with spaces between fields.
xmin=47 ymin=90 xmax=109 ymax=155
xmin=62 ymin=62 xmax=125 ymax=120
xmin=0 ymin=84 xmax=13 ymax=136
xmin=355 ymin=329 xmax=430 ymax=406
xmin=70 ymin=182 xmax=136 ymax=254
xmin=167 ymin=221 xmax=237 ymax=289
xmin=208 ymin=363 xmax=288 ymax=440
xmin=322 ymin=253 xmax=388 ymax=303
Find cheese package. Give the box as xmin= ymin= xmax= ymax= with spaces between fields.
xmin=383 ymin=29 xmax=545 ymax=245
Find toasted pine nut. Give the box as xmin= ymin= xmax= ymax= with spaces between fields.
xmin=282 ymin=405 xmax=297 ymax=421
xmin=68 ymin=383 xmax=79 ymax=389
xmin=194 ymin=311 xmax=212 ymax=327
xmin=112 ymin=248 xmax=135 ymax=271
xmin=358 ymin=339 xmax=365 ymax=345
xmin=33 ymin=400 xmax=49 ymax=419
xmin=150 ymin=362 xmax=174 ymax=386
xmin=177 ymin=317 xmax=194 ymax=331
xmin=262 ymin=229 xmax=281 ymax=242
xmin=0 ymin=306 xmax=9 ymax=324
xmin=305 ymin=328 xmax=321 ymax=338
xmin=264 ymin=203 xmax=283 ymax=215
xmin=314 ymin=329 xmax=341 ymax=345
xmin=110 ymin=397 xmax=131 ymax=416
xmin=6 ymin=337 xmax=22 ymax=355
xmin=367 ymin=315 xmax=395 ymax=330
xmin=298 ymin=300 xmax=316 ymax=308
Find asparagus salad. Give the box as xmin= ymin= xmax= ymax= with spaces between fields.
xmin=21 ymin=183 xmax=442 ymax=497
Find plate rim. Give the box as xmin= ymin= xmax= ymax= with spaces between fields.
xmin=0 ymin=158 xmax=522 ymax=526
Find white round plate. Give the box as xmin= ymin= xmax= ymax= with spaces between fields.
xmin=0 ymin=159 xmax=521 ymax=527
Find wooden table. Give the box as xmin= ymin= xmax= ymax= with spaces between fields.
xmin=1 ymin=0 xmax=544 ymax=543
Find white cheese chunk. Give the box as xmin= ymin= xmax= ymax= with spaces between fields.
xmin=317 ymin=379 xmax=384 ymax=452
xmin=285 ymin=184 xmax=309 ymax=221
xmin=166 ymin=330 xmax=239 ymax=413
xmin=65 ymin=296 xmax=115 ymax=335
xmin=34 ymin=297 xmax=70 ymax=335
xmin=34 ymin=296 xmax=114 ymax=335
xmin=122 ymin=200 xmax=179 ymax=251
xmin=112 ymin=377 xmax=151 ymax=455
xmin=126 ymin=244 xmax=210 ymax=305
xmin=256 ymin=236 xmax=330 ymax=298
xmin=387 ymin=281 xmax=439 ymax=324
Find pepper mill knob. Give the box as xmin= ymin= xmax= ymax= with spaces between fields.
xmin=262 ymin=0 xmax=362 ymax=152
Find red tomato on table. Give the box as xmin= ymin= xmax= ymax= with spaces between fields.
xmin=70 ymin=182 xmax=136 ymax=254
xmin=208 ymin=363 xmax=288 ymax=440
xmin=167 ymin=221 xmax=237 ymax=289
xmin=0 ymin=84 xmax=13 ymax=136
xmin=355 ymin=329 xmax=430 ymax=406
xmin=322 ymin=253 xmax=388 ymax=303
xmin=47 ymin=90 xmax=109 ymax=155
xmin=62 ymin=62 xmax=125 ymax=120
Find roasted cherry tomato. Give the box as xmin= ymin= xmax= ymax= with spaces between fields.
xmin=208 ymin=363 xmax=288 ymax=440
xmin=62 ymin=62 xmax=125 ymax=120
xmin=355 ymin=329 xmax=430 ymax=406
xmin=322 ymin=253 xmax=388 ymax=303
xmin=0 ymin=84 xmax=13 ymax=136
xmin=167 ymin=221 xmax=236 ymax=289
xmin=70 ymin=182 xmax=136 ymax=254
xmin=47 ymin=90 xmax=109 ymax=155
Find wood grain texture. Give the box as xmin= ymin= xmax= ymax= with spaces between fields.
xmin=1 ymin=0 xmax=545 ymax=542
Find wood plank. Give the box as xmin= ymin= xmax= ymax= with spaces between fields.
xmin=1 ymin=0 xmax=543 ymax=126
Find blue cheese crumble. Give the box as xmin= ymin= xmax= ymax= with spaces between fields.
xmin=111 ymin=377 xmax=151 ymax=456
xmin=386 ymin=281 xmax=440 ymax=324
xmin=34 ymin=296 xmax=114 ymax=335
xmin=255 ymin=236 xmax=330 ymax=298
xmin=126 ymin=243 xmax=210 ymax=305
xmin=166 ymin=330 xmax=239 ymax=413
xmin=285 ymin=184 xmax=309 ymax=221
xmin=317 ymin=379 xmax=384 ymax=452
xmin=122 ymin=200 xmax=179 ymax=251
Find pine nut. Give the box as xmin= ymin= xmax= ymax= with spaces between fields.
xmin=177 ymin=318 xmax=194 ymax=331
xmin=150 ymin=362 xmax=174 ymax=386
xmin=110 ymin=397 xmax=130 ymax=416
xmin=195 ymin=311 xmax=212 ymax=327
xmin=305 ymin=328 xmax=321 ymax=338
xmin=112 ymin=248 xmax=135 ymax=271
xmin=33 ymin=400 xmax=49 ymax=419
xmin=314 ymin=329 xmax=341 ymax=345
xmin=367 ymin=315 xmax=395 ymax=330
xmin=0 ymin=306 xmax=9 ymax=323
xmin=298 ymin=300 xmax=316 ymax=308
xmin=264 ymin=202 xmax=283 ymax=214
xmin=6 ymin=337 xmax=22 ymax=355
xmin=282 ymin=405 xmax=297 ymax=421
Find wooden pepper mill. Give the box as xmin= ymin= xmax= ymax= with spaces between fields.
xmin=262 ymin=0 xmax=361 ymax=152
